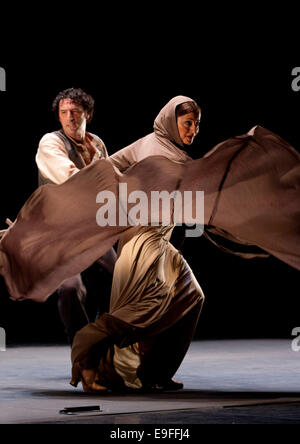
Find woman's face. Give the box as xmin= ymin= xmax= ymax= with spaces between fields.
xmin=177 ymin=111 xmax=201 ymax=145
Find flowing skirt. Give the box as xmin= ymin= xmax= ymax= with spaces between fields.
xmin=70 ymin=225 xmax=204 ymax=388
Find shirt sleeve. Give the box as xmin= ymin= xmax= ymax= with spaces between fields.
xmin=36 ymin=133 xmax=80 ymax=184
xmin=110 ymin=143 xmax=139 ymax=173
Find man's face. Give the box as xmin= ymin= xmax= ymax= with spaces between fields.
xmin=58 ymin=98 xmax=89 ymax=140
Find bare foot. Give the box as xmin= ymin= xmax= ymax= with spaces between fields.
xmin=81 ymin=369 xmax=107 ymax=393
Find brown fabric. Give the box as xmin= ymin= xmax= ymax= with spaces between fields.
xmin=70 ymin=237 xmax=204 ymax=386
xmin=70 ymin=312 xmax=137 ymax=384
xmin=70 ymin=97 xmax=204 ymax=387
xmin=0 ymin=126 xmax=299 ymax=302
xmin=0 ymin=96 xmax=299 ymax=388
xmin=0 ymin=96 xmax=196 ymax=302
xmin=109 ymin=226 xmax=202 ymax=327
xmin=0 ymin=160 xmax=122 ymax=302
xmin=96 ymin=345 xmax=127 ymax=390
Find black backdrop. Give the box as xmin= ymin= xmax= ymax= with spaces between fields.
xmin=0 ymin=49 xmax=299 ymax=344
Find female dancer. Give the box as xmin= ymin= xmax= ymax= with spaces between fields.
xmin=71 ymin=96 xmax=205 ymax=392
xmin=0 ymin=97 xmax=299 ymax=392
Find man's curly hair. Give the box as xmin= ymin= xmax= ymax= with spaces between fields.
xmin=52 ymin=88 xmax=95 ymax=124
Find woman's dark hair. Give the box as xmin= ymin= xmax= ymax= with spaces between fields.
xmin=52 ymin=88 xmax=95 ymax=123
xmin=176 ymin=101 xmax=201 ymax=118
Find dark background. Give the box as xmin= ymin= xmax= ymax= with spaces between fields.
xmin=0 ymin=40 xmax=299 ymax=344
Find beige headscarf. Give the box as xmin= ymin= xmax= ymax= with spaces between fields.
xmin=110 ymin=95 xmax=196 ymax=171
xmin=153 ymin=95 xmax=195 ymax=148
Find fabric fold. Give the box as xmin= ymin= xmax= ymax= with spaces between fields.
xmin=0 ymin=125 xmax=299 ymax=303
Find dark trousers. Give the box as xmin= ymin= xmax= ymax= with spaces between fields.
xmin=57 ymin=248 xmax=117 ymax=344
xmin=137 ymin=301 xmax=203 ymax=385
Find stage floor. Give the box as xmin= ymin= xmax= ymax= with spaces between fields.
xmin=1 ymin=339 xmax=300 ymax=424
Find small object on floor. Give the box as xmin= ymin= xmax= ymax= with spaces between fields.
xmin=59 ymin=405 xmax=101 ymax=415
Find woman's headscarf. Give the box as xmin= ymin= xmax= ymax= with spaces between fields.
xmin=110 ymin=95 xmax=196 ymax=171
